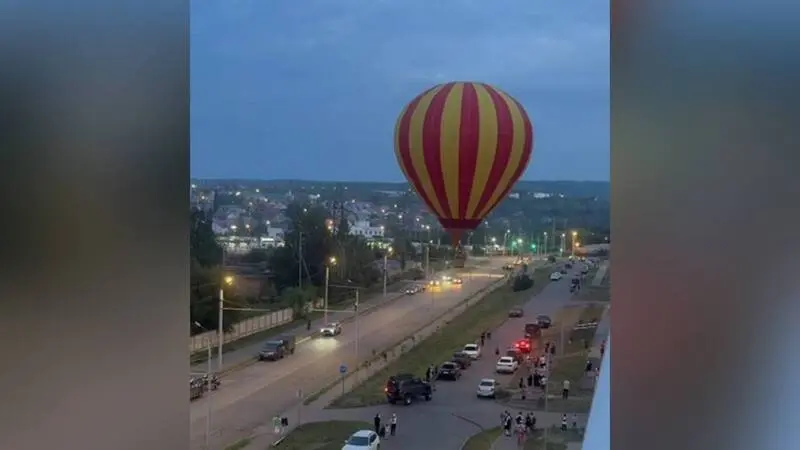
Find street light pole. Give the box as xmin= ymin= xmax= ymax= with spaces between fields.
xmin=205 ymin=336 xmax=211 ymax=449
xmin=354 ymin=289 xmax=360 ymax=374
xmin=324 ymin=265 xmax=330 ymax=326
xmin=217 ymin=286 xmax=224 ymax=372
xmin=383 ymin=248 xmax=393 ymax=297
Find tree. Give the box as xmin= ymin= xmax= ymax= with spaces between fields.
xmin=190 ymin=209 xmax=239 ymax=332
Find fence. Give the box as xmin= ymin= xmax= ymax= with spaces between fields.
xmin=189 ymin=307 xmax=294 ymax=353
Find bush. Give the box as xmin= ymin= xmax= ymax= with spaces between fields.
xmin=512 ymin=274 xmax=534 ymax=292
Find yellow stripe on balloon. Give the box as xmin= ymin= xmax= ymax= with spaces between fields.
xmin=465 ymin=83 xmax=500 ymax=219
xmin=408 ymin=85 xmax=448 ymax=218
xmin=476 ymin=89 xmax=527 ymax=219
xmin=439 ymin=83 xmax=463 ymax=218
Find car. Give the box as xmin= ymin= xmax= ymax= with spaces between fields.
xmin=437 ymin=362 xmax=462 ymax=380
xmin=451 ymin=351 xmax=473 ymax=369
xmin=496 ymin=356 xmax=519 ymax=373
xmin=536 ymin=315 xmax=552 ymax=329
xmin=385 ymin=373 xmax=432 ymax=405
xmin=320 ymin=322 xmax=342 ymax=336
xmin=189 ymin=376 xmax=205 ymax=400
xmin=428 ymin=279 xmax=441 ymax=287
xmin=549 ymin=272 xmax=562 ymax=281
xmin=341 ymin=429 xmax=380 ymax=450
xmin=257 ymin=335 xmax=296 ymax=361
xmin=462 ymin=343 xmax=481 ymax=359
xmin=453 ymin=277 xmax=463 ymax=285
xmin=560 ymin=268 xmax=568 ymax=275
xmin=508 ymin=307 xmax=524 ymax=318
xmin=513 ymin=338 xmax=532 ymax=353
xmin=476 ymin=378 xmax=499 ymax=398
xmin=404 ymin=286 xmax=417 ymax=295
xmin=504 ymin=347 xmax=525 ymax=363
xmin=565 ymin=263 xmax=573 ymax=269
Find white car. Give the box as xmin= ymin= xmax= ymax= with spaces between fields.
xmin=462 ymin=343 xmax=481 ymax=359
xmin=476 ymin=378 xmax=498 ymax=398
xmin=549 ymin=272 xmax=562 ymax=281
xmin=341 ymin=429 xmax=380 ymax=450
xmin=320 ymin=322 xmax=342 ymax=336
xmin=495 ymin=356 xmax=519 ymax=373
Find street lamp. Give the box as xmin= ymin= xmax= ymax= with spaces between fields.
xmin=560 ymin=233 xmax=566 ymax=255
xmin=324 ymin=257 xmax=337 ymax=325
xmin=216 ymin=275 xmax=234 ymax=372
xmin=383 ymin=247 xmax=393 ymax=297
xmin=571 ymin=231 xmax=578 ymax=256
xmin=543 ymin=232 xmax=548 ymax=257
xmin=193 ymin=321 xmax=212 ymax=449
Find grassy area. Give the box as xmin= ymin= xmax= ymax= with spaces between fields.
xmin=547 ymin=304 xmax=606 ymax=387
xmin=461 ymin=426 xmax=502 ymax=450
xmin=522 ymin=426 xmax=584 ymax=449
xmin=223 ymin=437 xmax=251 ymax=450
xmin=327 ymin=267 xmax=553 ymax=408
xmin=273 ymin=420 xmax=371 ymax=450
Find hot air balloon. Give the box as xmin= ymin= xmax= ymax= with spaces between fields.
xmin=393 ymin=82 xmax=534 ymax=260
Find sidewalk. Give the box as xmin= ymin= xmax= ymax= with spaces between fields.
xmin=591 ymin=261 xmax=609 ymax=286
xmin=190 ymin=286 xmax=412 ymax=374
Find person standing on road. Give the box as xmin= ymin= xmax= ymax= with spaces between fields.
xmin=561 ymin=414 xmax=568 ymax=431
xmin=527 ymin=373 xmax=533 ymax=387
xmin=373 ymin=413 xmax=381 ymax=434
xmin=562 ymin=379 xmax=570 ymax=399
xmin=572 ymin=413 xmax=578 ymax=429
xmin=390 ymin=413 xmax=397 ymax=436
xmin=503 ymin=413 xmax=512 ymax=436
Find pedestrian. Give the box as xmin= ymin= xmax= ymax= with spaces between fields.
xmin=495 ymin=346 xmax=500 ymax=356
xmin=524 ymin=413 xmax=532 ymax=433
xmin=378 ymin=423 xmax=387 ymax=439
xmin=515 ymin=412 xmax=523 ymax=426
xmin=518 ymin=377 xmax=524 ymax=390
xmin=374 ymin=412 xmax=381 ymax=434
xmin=503 ymin=414 xmax=512 ymax=436
xmin=572 ymin=413 xmax=578 ymax=429
xmin=529 ymin=413 xmax=537 ymax=431
xmin=306 ymin=319 xmax=311 ymax=330
xmin=533 ymin=373 xmax=541 ymax=388
xmin=527 ymin=373 xmax=533 ymax=387
xmin=550 ymin=344 xmax=556 ymax=356
xmin=480 ymin=332 xmax=486 ymax=346
xmin=520 ymin=386 xmax=526 ymax=401
xmin=600 ymin=340 xmax=606 ymax=356
xmin=390 ymin=413 xmax=397 ymax=436
xmin=585 ymin=360 xmax=593 ymax=372
xmin=561 ymin=414 xmax=568 ymax=432
xmin=562 ymin=379 xmax=570 ymax=399
xmin=424 ymin=367 xmax=431 ymax=382
xmin=487 ymin=330 xmax=492 ymax=339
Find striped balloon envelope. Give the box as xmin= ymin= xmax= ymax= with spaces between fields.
xmin=394 ymin=82 xmax=534 ymax=244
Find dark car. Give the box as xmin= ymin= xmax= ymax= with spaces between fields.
xmin=536 ymin=315 xmax=552 ymax=329
xmin=571 ymin=277 xmax=580 ymax=285
xmin=257 ymin=335 xmax=296 ymax=361
xmin=437 ymin=362 xmax=462 ymax=380
xmin=560 ymin=268 xmax=568 ymax=275
xmin=565 ymin=263 xmax=573 ymax=269
xmin=385 ymin=373 xmax=432 ymax=405
xmin=508 ymin=307 xmax=524 ymax=318
xmin=524 ymin=323 xmax=543 ymax=339
xmin=451 ymin=351 xmax=473 ymax=369
xmin=505 ymin=347 xmax=525 ymax=363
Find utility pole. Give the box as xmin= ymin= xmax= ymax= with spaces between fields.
xmin=297 ymin=231 xmax=303 ymax=289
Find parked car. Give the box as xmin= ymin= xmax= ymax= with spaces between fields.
xmin=495 ymin=356 xmax=519 ymax=373
xmin=508 ymin=307 xmax=524 ymax=318
xmin=549 ymin=272 xmax=562 ymax=281
xmin=476 ymin=378 xmax=499 ymax=398
xmin=385 ymin=373 xmax=432 ymax=405
xmin=189 ymin=376 xmax=205 ymax=400
xmin=451 ymin=351 xmax=473 ymax=369
xmin=257 ymin=335 xmax=296 ymax=361
xmin=462 ymin=343 xmax=481 ymax=359
xmin=341 ymin=429 xmax=380 ymax=450
xmin=436 ymin=362 xmax=462 ymax=380
xmin=320 ymin=322 xmax=342 ymax=336
xmin=453 ymin=277 xmax=463 ymax=285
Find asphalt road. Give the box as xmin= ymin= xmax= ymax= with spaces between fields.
xmin=321 ymin=262 xmax=593 ymax=450
xmin=189 ymin=257 xmax=512 ymax=449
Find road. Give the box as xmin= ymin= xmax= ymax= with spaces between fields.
xmin=308 ymin=261 xmax=594 ymax=450
xmin=190 ymin=257 xmax=511 ymax=449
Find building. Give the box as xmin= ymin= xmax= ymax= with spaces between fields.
xmin=349 ymin=220 xmax=384 ymax=238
